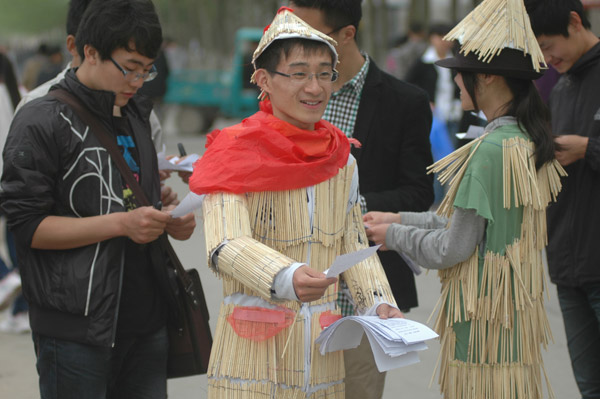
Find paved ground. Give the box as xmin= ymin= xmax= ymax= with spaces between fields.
xmin=0 ymin=121 xmax=580 ymax=398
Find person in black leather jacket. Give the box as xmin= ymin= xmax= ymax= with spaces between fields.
xmin=0 ymin=1 xmax=195 ymax=398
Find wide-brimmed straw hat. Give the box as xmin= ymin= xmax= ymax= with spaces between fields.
xmin=436 ymin=48 xmax=544 ymax=79
xmin=435 ymin=0 xmax=546 ymax=79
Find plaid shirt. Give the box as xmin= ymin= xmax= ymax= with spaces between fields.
xmin=324 ymin=53 xmax=370 ymax=216
xmin=323 ymin=53 xmax=369 ymax=139
xmin=324 ymin=54 xmax=371 ymax=316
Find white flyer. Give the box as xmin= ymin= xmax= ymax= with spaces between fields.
xmin=324 ymin=245 xmax=381 ymax=278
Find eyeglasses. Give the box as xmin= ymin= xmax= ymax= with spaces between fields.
xmin=268 ymin=70 xmax=339 ymax=83
xmin=325 ymin=25 xmax=346 ymax=36
xmin=110 ymin=57 xmax=158 ymax=83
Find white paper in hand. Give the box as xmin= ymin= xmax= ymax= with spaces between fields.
xmin=324 ymin=245 xmax=381 ymax=278
xmin=170 ymin=192 xmax=204 ymax=218
xmin=315 ymin=315 xmax=438 ymax=372
xmin=157 ymin=152 xmax=200 ymax=172
xmin=364 ymin=329 xmax=421 ymax=371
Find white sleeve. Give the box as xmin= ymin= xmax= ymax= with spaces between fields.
xmin=271 ymin=263 xmax=305 ymax=301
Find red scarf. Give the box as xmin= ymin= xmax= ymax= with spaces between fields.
xmin=189 ymin=101 xmax=354 ymax=194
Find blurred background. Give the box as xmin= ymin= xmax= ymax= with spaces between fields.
xmin=1 ymin=1 xmax=600 ymax=397
xmin=2 ymin=0 xmax=598 ymax=136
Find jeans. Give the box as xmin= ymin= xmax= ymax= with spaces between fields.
xmin=34 ymin=326 xmax=168 ymax=399
xmin=0 ymin=224 xmax=28 ymax=315
xmin=557 ymin=284 xmax=600 ymax=399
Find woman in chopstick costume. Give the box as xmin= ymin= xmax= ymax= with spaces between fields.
xmin=364 ymin=0 xmax=566 ymax=398
xmin=189 ymin=7 xmax=401 ymax=399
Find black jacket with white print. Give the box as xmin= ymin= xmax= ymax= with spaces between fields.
xmin=0 ymin=69 xmax=168 ymax=347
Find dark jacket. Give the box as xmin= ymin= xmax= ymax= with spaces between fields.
xmin=405 ymin=60 xmax=438 ymax=103
xmin=0 ymin=70 xmax=164 ymax=346
xmin=405 ymin=59 xmax=460 ymax=107
xmin=352 ymin=59 xmax=434 ymax=310
xmin=546 ymin=40 xmax=600 ymax=286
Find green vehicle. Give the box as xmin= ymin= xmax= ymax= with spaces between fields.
xmin=163 ymin=28 xmax=262 ymax=133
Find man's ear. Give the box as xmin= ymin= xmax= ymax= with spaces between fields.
xmin=568 ymin=10 xmax=584 ymax=33
xmin=66 ymin=35 xmax=77 ymax=56
xmin=480 ymin=73 xmax=498 ymax=86
xmin=254 ymin=69 xmax=271 ymax=95
xmin=339 ymin=25 xmax=356 ymax=46
xmin=66 ymin=35 xmax=82 ymax=66
xmin=82 ymin=44 xmax=99 ymax=65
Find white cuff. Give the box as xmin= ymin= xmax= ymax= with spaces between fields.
xmin=209 ymin=240 xmax=229 ymax=271
xmin=271 ymin=262 xmax=305 ymax=301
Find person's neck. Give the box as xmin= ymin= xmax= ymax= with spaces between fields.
xmin=75 ymin=66 xmax=121 ymax=117
xmin=482 ymin=103 xmax=510 ymax=122
xmin=581 ymin=30 xmax=600 ymax=54
xmin=480 ymin=84 xmax=513 ymax=122
xmin=333 ymin=42 xmax=365 ymax=91
xmin=75 ymin=65 xmax=92 ymax=90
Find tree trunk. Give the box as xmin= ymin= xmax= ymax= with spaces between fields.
xmin=409 ymin=0 xmax=429 ymax=31
xmin=363 ymin=0 xmax=376 ymax=58
xmin=424 ymin=0 xmax=430 ymax=31
xmin=451 ymin=0 xmax=459 ymax=23
xmin=408 ymin=0 xmax=420 ymax=26
xmin=381 ymin=0 xmax=389 ymax=51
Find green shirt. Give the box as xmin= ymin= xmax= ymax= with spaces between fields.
xmin=452 ymin=123 xmax=528 ymax=363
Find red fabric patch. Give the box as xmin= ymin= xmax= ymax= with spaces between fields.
xmin=319 ymin=310 xmax=342 ymax=329
xmin=227 ymin=306 xmax=296 ymax=342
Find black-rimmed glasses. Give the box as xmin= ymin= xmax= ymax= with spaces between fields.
xmin=110 ymin=57 xmax=158 ymax=83
xmin=268 ymin=70 xmax=339 ymax=83
xmin=325 ymin=26 xmax=346 ymax=36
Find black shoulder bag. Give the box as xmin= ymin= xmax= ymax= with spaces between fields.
xmin=49 ymin=88 xmax=212 ymax=378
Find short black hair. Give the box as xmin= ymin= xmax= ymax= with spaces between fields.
xmin=66 ymin=0 xmax=93 ymax=36
xmin=75 ymin=0 xmax=162 ymax=61
xmin=255 ymin=38 xmax=335 ymax=72
xmin=409 ymin=22 xmax=425 ymax=35
xmin=289 ymin=0 xmax=362 ymax=34
xmin=525 ymin=0 xmax=591 ymax=37
xmin=37 ymin=43 xmax=49 ymax=55
xmin=428 ymin=23 xmax=452 ymax=38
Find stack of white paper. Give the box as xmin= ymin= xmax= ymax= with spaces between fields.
xmin=157 ymin=151 xmax=200 ymax=172
xmin=315 ymin=316 xmax=438 ymax=372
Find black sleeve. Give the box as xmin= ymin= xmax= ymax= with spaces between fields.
xmin=1 ymin=102 xmax=62 ymax=247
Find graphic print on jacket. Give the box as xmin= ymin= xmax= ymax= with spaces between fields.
xmin=60 ymin=111 xmax=124 ymax=316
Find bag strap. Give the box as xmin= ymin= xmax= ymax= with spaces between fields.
xmin=49 ymin=88 xmax=203 ymax=309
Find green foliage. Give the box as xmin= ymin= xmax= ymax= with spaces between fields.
xmin=0 ymin=0 xmax=69 ymax=35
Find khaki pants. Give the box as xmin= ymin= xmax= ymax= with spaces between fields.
xmin=343 ymin=335 xmax=386 ymax=399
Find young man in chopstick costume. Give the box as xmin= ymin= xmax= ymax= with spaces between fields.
xmin=363 ymin=0 xmax=567 ymax=398
xmin=189 ymin=7 xmax=402 ymax=399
